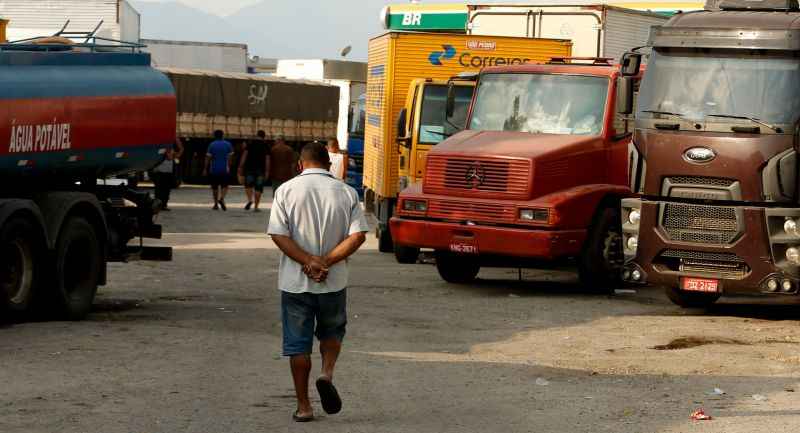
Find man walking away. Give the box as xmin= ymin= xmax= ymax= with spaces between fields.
xmin=327 ymin=138 xmax=348 ymax=181
xmin=238 ymin=130 xmax=270 ymax=212
xmin=151 ymin=137 xmax=184 ymax=211
xmin=268 ymin=142 xmax=370 ymax=422
xmin=204 ymin=130 xmax=233 ymax=211
xmin=269 ymin=136 xmax=299 ymax=195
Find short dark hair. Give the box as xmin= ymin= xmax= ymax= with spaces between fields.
xmin=300 ymin=142 xmax=331 ymax=166
xmin=214 ymin=130 xmax=224 ymax=140
xmin=257 ymin=130 xmax=266 ymax=139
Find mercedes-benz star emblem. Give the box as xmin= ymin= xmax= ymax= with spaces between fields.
xmin=465 ymin=162 xmax=486 ymax=189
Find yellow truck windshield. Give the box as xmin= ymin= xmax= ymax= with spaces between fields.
xmin=418 ymin=84 xmax=474 ymax=144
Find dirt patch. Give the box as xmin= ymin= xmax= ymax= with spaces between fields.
xmin=92 ymin=298 xmax=143 ymax=313
xmin=651 ymin=336 xmax=750 ymax=351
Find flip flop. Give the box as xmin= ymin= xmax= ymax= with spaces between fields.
xmin=316 ymin=377 xmax=342 ymax=414
xmin=292 ymin=411 xmax=314 ymax=423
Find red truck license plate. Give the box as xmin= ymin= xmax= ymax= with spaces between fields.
xmin=681 ymin=277 xmax=720 ymax=293
xmin=449 ymin=240 xmax=478 ymax=255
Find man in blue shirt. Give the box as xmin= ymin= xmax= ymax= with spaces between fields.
xmin=204 ymin=130 xmax=234 ymax=211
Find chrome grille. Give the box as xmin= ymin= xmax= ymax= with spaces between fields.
xmin=427 ymin=200 xmax=516 ymax=223
xmin=425 ymin=155 xmax=530 ymax=198
xmin=679 ymin=259 xmax=749 ymax=279
xmin=661 ymin=203 xmax=739 ymax=244
xmin=661 ymin=249 xmax=744 ymax=263
xmin=665 ymin=176 xmax=735 ymax=187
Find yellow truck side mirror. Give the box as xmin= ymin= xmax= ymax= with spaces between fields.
xmin=396 ymin=107 xmax=412 ymax=148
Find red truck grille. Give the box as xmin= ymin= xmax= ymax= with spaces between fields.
xmin=427 ymin=200 xmax=517 ymax=223
xmin=424 ymin=155 xmax=531 ymax=199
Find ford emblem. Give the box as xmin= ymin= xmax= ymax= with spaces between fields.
xmin=683 ymin=147 xmax=716 ymax=164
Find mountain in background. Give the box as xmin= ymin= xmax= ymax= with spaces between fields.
xmin=132 ymin=0 xmax=392 ymax=61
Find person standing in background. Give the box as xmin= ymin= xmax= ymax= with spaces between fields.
xmin=269 ymin=136 xmax=299 ymax=195
xmin=204 ymin=130 xmax=234 ymax=211
xmin=238 ymin=130 xmax=270 ymax=212
xmin=152 ymin=137 xmax=184 ymax=212
xmin=326 ymin=138 xmax=347 ymax=181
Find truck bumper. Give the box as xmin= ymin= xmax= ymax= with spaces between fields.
xmin=389 ymin=217 xmax=586 ymax=260
xmin=622 ymin=198 xmax=800 ymax=298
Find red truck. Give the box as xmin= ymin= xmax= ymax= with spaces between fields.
xmin=390 ymin=58 xmax=639 ymax=289
xmin=0 ymin=38 xmax=174 ymax=320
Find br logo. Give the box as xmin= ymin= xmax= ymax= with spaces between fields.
xmin=428 ymin=45 xmax=456 ymax=66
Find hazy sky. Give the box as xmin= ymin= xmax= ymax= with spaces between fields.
xmin=139 ymin=0 xmax=263 ymax=16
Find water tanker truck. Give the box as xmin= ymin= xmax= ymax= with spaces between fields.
xmin=0 ymin=39 xmax=175 ymax=319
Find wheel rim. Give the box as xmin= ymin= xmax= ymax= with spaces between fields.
xmin=601 ymin=229 xmax=623 ymax=272
xmin=1 ymin=239 xmax=33 ymax=305
xmin=63 ymin=238 xmax=94 ymax=296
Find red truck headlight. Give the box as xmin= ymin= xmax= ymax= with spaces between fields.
xmin=402 ymin=199 xmax=428 ymax=212
xmin=518 ymin=208 xmax=549 ymax=223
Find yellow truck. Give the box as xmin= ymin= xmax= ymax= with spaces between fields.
xmin=363 ymin=31 xmax=572 ymax=253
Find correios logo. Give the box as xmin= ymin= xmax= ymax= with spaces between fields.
xmin=427 ymin=43 xmax=532 ymax=68
xmin=428 ymin=45 xmax=456 ymax=66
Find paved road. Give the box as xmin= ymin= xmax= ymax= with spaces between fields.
xmin=2 ymin=186 xmax=800 ymax=433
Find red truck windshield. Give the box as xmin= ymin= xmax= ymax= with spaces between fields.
xmin=469 ymin=73 xmax=608 ymax=135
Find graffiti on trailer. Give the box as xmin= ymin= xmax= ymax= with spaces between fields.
xmin=249 ymin=84 xmax=268 ymax=105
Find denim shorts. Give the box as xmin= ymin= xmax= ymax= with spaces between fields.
xmin=244 ymin=173 xmax=265 ymax=193
xmin=281 ymin=289 xmax=347 ymax=356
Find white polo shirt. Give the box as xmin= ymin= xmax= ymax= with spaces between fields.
xmin=267 ymin=168 xmax=370 ymax=294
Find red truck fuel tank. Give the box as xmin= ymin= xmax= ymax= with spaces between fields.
xmin=0 ymin=46 xmax=176 ymax=180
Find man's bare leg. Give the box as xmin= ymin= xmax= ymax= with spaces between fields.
xmin=245 ymin=187 xmax=253 ymax=203
xmin=220 ymin=186 xmax=229 ymax=201
xmin=290 ymin=354 xmax=314 ymax=417
xmin=254 ymin=191 xmax=263 ymax=210
xmin=319 ymin=338 xmax=341 ymax=381
xmin=211 ymin=186 xmax=219 ymax=208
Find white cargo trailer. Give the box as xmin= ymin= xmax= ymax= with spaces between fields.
xmin=142 ymin=39 xmax=249 ymax=73
xmin=466 ymin=4 xmax=668 ymax=61
xmin=0 ymin=0 xmax=140 ymax=42
xmin=276 ymin=59 xmax=367 ymax=150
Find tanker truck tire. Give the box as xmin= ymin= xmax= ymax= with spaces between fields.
xmin=666 ymin=286 xmax=720 ymax=309
xmin=53 ymin=217 xmax=101 ymax=321
xmin=435 ymin=250 xmax=480 ymax=284
xmin=394 ymin=244 xmax=420 ymax=264
xmin=0 ymin=218 xmax=43 ymax=316
xmin=578 ymin=202 xmax=623 ymax=294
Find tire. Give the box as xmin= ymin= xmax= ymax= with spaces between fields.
xmin=666 ymin=286 xmax=720 ymax=309
xmin=394 ymin=244 xmax=420 ymax=264
xmin=52 ymin=217 xmax=102 ymax=320
xmin=435 ymin=250 xmax=480 ymax=284
xmin=378 ymin=227 xmax=393 ymax=253
xmin=0 ymin=218 xmax=43 ymax=315
xmin=578 ymin=201 xmax=623 ymax=294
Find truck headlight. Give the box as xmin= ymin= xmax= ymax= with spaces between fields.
xmin=519 ymin=208 xmax=549 ymax=222
xmin=402 ymin=200 xmax=427 ymax=212
xmin=785 ymin=218 xmax=800 ymax=237
xmin=626 ymin=235 xmax=638 ymax=251
xmin=628 ymin=209 xmax=641 ymax=226
xmin=787 ymin=247 xmax=800 ymax=265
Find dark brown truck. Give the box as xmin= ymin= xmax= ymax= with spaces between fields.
xmin=618 ymin=0 xmax=800 ymax=307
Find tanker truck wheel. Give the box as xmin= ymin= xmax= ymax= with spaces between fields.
xmin=578 ymin=202 xmax=623 ymax=294
xmin=394 ymin=244 xmax=420 ymax=264
xmin=53 ymin=217 xmax=101 ymax=320
xmin=435 ymin=250 xmax=480 ymax=284
xmin=666 ymin=286 xmax=720 ymax=309
xmin=0 ymin=218 xmax=43 ymax=316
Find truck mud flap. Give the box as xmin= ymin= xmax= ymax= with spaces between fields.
xmin=123 ymin=246 xmax=173 ymax=262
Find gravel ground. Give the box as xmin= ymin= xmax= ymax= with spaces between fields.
xmin=2 ymin=185 xmax=800 ymax=433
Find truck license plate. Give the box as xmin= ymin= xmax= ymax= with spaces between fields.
xmin=681 ymin=277 xmax=720 ymax=293
xmin=449 ymin=240 xmax=478 ymax=255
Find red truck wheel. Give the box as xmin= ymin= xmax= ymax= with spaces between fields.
xmin=52 ymin=217 xmax=102 ymax=320
xmin=435 ymin=251 xmax=480 ymax=284
xmin=578 ymin=203 xmax=623 ymax=294
xmin=0 ymin=218 xmax=43 ymax=315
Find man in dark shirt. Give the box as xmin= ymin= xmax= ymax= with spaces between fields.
xmin=269 ymin=137 xmax=299 ymax=195
xmin=238 ymin=130 xmax=270 ymax=212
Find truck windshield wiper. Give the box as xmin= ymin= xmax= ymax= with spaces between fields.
xmin=706 ymin=114 xmax=783 ymax=133
xmin=641 ymin=109 xmax=688 ymax=120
